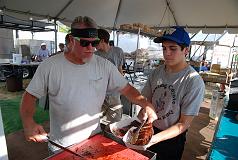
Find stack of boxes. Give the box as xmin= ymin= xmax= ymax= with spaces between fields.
xmin=199 ymin=64 xmax=230 ymax=84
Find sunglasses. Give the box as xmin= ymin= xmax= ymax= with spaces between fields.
xmin=73 ymin=37 xmax=100 ymax=47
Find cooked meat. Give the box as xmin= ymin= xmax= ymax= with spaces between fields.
xmin=114 ymin=120 xmax=141 ymax=137
xmin=134 ymin=123 xmax=153 ymax=145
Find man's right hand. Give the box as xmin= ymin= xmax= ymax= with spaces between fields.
xmin=23 ymin=122 xmax=48 ymax=143
xmin=137 ymin=105 xmax=157 ymax=124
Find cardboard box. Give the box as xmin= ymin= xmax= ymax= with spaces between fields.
xmin=211 ymin=64 xmax=221 ymax=74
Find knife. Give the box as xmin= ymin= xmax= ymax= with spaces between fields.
xmin=46 ymin=136 xmax=86 ymax=159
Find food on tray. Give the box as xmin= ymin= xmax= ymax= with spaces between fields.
xmin=130 ymin=123 xmax=153 ymax=145
xmin=112 ymin=120 xmax=141 ymax=137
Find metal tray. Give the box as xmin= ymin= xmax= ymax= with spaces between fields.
xmin=45 ymin=124 xmax=156 ymax=160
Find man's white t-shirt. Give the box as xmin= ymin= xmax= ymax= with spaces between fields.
xmin=26 ymin=53 xmax=128 ymax=151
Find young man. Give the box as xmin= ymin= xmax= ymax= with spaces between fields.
xmin=139 ymin=27 xmax=205 ymax=160
xmin=95 ymin=29 xmax=125 ymax=124
xmin=20 ymin=16 xmax=157 ymax=153
xmin=95 ymin=29 xmax=124 ymax=74
xmin=58 ymin=43 xmax=65 ymax=53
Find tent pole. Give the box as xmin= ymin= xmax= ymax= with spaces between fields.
xmin=133 ymin=28 xmax=141 ymax=81
xmin=55 ymin=0 xmax=74 ymax=19
xmin=15 ymin=30 xmax=19 ymax=39
xmin=228 ymin=35 xmax=237 ymax=67
xmin=31 ymin=32 xmax=34 ymax=39
xmin=190 ymin=32 xmax=198 ymax=40
xmin=190 ymin=34 xmax=209 ymax=60
xmin=113 ymin=30 xmax=115 ymax=43
xmin=112 ymin=0 xmax=122 ymax=47
xmin=165 ymin=0 xmax=178 ymax=25
xmin=54 ymin=20 xmax=57 ymax=53
xmin=188 ymin=32 xmax=199 ymax=59
xmin=113 ymin=0 xmax=122 ymax=30
xmin=136 ymin=28 xmax=140 ymax=50
xmin=196 ymin=31 xmax=228 ymax=61
xmin=116 ymin=31 xmax=119 ymax=47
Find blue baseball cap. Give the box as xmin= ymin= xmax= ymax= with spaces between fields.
xmin=154 ymin=26 xmax=190 ymax=47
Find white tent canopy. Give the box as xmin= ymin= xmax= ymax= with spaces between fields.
xmin=1 ymin=0 xmax=238 ymax=33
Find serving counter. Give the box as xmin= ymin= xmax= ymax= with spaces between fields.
xmin=207 ymin=108 xmax=238 ymax=160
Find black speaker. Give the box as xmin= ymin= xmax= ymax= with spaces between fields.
xmin=226 ymin=79 xmax=238 ymax=111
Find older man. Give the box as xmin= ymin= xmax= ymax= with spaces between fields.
xmin=20 ymin=16 xmax=157 ymax=153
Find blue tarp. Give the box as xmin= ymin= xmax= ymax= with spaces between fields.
xmin=208 ymin=109 xmax=238 ymax=160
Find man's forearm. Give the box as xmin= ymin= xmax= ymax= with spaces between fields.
xmin=152 ymin=115 xmax=194 ymax=143
xmin=120 ymin=84 xmax=149 ymax=108
xmin=154 ymin=123 xmax=187 ymax=143
xmin=120 ymin=84 xmax=157 ymax=123
xmin=20 ymin=92 xmax=37 ymax=126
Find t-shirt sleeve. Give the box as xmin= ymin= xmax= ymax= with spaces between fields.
xmin=180 ymin=76 xmax=205 ymax=116
xmin=26 ymin=61 xmax=49 ymax=98
xmin=107 ymin=62 xmax=128 ymax=92
xmin=118 ymin=48 xmax=125 ymax=66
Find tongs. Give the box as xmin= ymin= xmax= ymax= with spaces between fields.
xmin=130 ymin=119 xmax=147 ymax=144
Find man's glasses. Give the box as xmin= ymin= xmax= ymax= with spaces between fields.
xmin=74 ymin=37 xmax=100 ymax=47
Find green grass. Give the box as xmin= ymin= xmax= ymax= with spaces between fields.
xmin=0 ymin=96 xmax=49 ymax=135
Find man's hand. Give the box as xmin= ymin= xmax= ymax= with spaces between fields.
xmin=145 ymin=106 xmax=157 ymax=123
xmin=119 ymin=84 xmax=157 ymax=123
xmin=20 ymin=92 xmax=47 ymax=142
xmin=23 ymin=122 xmax=48 ymax=143
xmin=138 ymin=106 xmax=157 ymax=124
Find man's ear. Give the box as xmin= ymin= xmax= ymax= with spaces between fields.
xmin=184 ymin=47 xmax=190 ymax=57
xmin=67 ymin=36 xmax=74 ymax=49
xmin=100 ymin=39 xmax=104 ymax=43
xmin=68 ymin=35 xmax=74 ymax=43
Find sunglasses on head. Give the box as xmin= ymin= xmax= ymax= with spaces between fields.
xmin=73 ymin=37 xmax=100 ymax=47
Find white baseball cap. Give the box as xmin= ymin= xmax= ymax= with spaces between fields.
xmin=41 ymin=42 xmax=46 ymax=46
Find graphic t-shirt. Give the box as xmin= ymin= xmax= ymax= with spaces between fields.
xmin=142 ymin=64 xmax=205 ymax=130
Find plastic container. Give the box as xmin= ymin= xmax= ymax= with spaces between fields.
xmin=209 ymin=90 xmax=224 ymax=120
xmin=12 ymin=54 xmax=22 ymax=64
xmin=110 ymin=117 xmax=153 ymax=151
